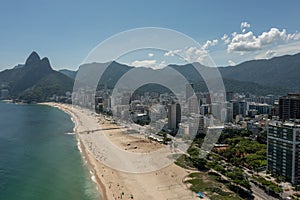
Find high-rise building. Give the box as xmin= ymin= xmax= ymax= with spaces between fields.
xmin=186 ymin=83 xmax=194 ymax=101
xmin=210 ymin=102 xmax=228 ymax=123
xmin=266 ymin=94 xmax=276 ymax=106
xmin=279 ymin=93 xmax=300 ymax=121
xmin=248 ymin=102 xmax=272 ymax=115
xmin=188 ymin=95 xmax=200 ymax=114
xmin=206 ymin=93 xmax=213 ymax=104
xmin=231 ymin=100 xmax=248 ymax=117
xmin=267 ymin=122 xmax=300 ymax=184
xmin=167 ymin=103 xmax=181 ymax=131
xmin=200 ymin=104 xmax=209 ymax=115
xmin=226 ymin=102 xmax=233 ymax=122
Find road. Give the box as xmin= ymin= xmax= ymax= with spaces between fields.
xmin=250 ymin=183 xmax=279 ymax=200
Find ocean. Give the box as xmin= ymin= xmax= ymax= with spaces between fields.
xmin=0 ymin=101 xmax=99 ymax=200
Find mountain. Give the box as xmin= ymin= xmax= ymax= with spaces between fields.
xmin=169 ymin=62 xmax=289 ymax=95
xmin=3 ymin=51 xmax=297 ymax=102
xmin=73 ymin=61 xmax=133 ymax=89
xmin=168 ymin=53 xmax=300 ymax=94
xmin=219 ymin=53 xmax=300 ymax=92
xmin=13 ymin=64 xmax=24 ymax=69
xmin=72 ymin=59 xmax=291 ymax=96
xmin=0 ymin=51 xmax=74 ymax=102
xmin=59 ymin=69 xmax=77 ymax=79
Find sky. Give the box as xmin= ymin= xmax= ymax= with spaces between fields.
xmin=0 ymin=0 xmax=300 ymax=70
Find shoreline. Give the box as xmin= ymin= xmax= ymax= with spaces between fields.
xmin=40 ymin=102 xmax=199 ymax=200
xmin=39 ymin=102 xmax=107 ymax=200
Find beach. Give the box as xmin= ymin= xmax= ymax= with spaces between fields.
xmin=42 ymin=102 xmax=199 ymax=200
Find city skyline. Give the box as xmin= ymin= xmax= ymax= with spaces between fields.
xmin=1 ymin=0 xmax=300 ymax=70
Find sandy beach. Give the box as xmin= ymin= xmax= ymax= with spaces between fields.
xmin=41 ymin=102 xmax=199 ymax=200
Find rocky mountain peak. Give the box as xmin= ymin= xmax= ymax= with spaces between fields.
xmin=25 ymin=51 xmax=41 ymax=66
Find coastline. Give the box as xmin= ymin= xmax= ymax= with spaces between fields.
xmin=39 ymin=102 xmax=106 ymax=200
xmin=40 ymin=102 xmax=199 ymax=200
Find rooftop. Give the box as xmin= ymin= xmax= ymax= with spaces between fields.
xmin=269 ymin=121 xmax=300 ymax=128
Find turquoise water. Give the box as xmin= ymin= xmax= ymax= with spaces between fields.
xmin=0 ymin=101 xmax=99 ymax=200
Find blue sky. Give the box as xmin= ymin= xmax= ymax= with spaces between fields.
xmin=0 ymin=0 xmax=300 ymax=70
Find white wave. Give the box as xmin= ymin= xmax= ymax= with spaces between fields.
xmin=91 ymin=175 xmax=97 ymax=183
xmin=77 ymin=141 xmax=82 ymax=153
xmin=64 ymin=132 xmax=75 ymax=135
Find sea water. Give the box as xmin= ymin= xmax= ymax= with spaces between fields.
xmin=0 ymin=101 xmax=99 ymax=200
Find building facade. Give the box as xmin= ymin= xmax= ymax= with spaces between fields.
xmin=279 ymin=93 xmax=300 ymax=121
xmin=167 ymin=103 xmax=181 ymax=131
xmin=267 ymin=122 xmax=300 ymax=184
xmin=231 ymin=100 xmax=248 ymax=117
xmin=248 ymin=102 xmax=272 ymax=115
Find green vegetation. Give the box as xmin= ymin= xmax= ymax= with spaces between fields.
xmin=252 ymin=175 xmax=282 ymax=193
xmin=218 ymin=129 xmax=252 ymax=141
xmin=156 ymin=131 xmax=172 ymax=144
xmin=212 ymin=163 xmax=226 ymax=174
xmin=0 ymin=52 xmax=73 ymax=102
xmin=134 ymin=119 xmax=149 ymax=126
xmin=187 ymin=145 xmax=207 ymax=170
xmin=184 ymin=172 xmax=244 ymax=200
xmin=226 ymin=168 xmax=251 ymax=190
xmin=206 ymin=160 xmax=251 ymax=190
xmin=174 ymin=154 xmax=195 ymax=169
xmin=20 ymin=72 xmax=73 ymax=102
xmin=175 ymin=127 xmax=270 ymax=198
xmin=176 ymin=135 xmax=252 ymax=197
xmin=217 ymin=129 xmax=267 ymax=171
xmin=175 ymin=145 xmax=207 ymax=170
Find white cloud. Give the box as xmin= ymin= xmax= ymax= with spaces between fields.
xmin=258 ymin=28 xmax=287 ymax=45
xmin=163 ymin=39 xmax=218 ymax=65
xmin=287 ymin=32 xmax=300 ymax=40
xmin=255 ymin=41 xmax=300 ymax=60
xmin=157 ymin=61 xmax=167 ymax=69
xmin=185 ymin=47 xmax=208 ymax=63
xmin=202 ymin=39 xmax=218 ymax=50
xmin=221 ymin=34 xmax=230 ymax=44
xmin=228 ymin=31 xmax=260 ymax=52
xmin=164 ymin=49 xmax=182 ymax=57
xmin=265 ymin=50 xmax=276 ymax=58
xmin=131 ymin=60 xmax=157 ymax=67
xmin=273 ymin=41 xmax=300 ymax=55
xmin=131 ymin=59 xmax=167 ymax=69
xmin=164 ymin=46 xmax=208 ymax=63
xmin=148 ymin=53 xmax=154 ymax=57
xmin=227 ymin=28 xmax=298 ymax=52
xmin=228 ymin=60 xmax=236 ymax=66
xmin=241 ymin=21 xmax=250 ymax=29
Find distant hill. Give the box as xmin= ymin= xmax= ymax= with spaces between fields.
xmin=1 ymin=51 xmax=298 ymax=102
xmin=59 ymin=69 xmax=77 ymax=79
xmin=169 ymin=62 xmax=289 ymax=95
xmin=71 ymin=61 xmax=133 ymax=90
xmin=0 ymin=51 xmax=74 ymax=102
xmin=219 ymin=53 xmax=300 ymax=92
xmin=70 ymin=58 xmax=292 ymax=95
